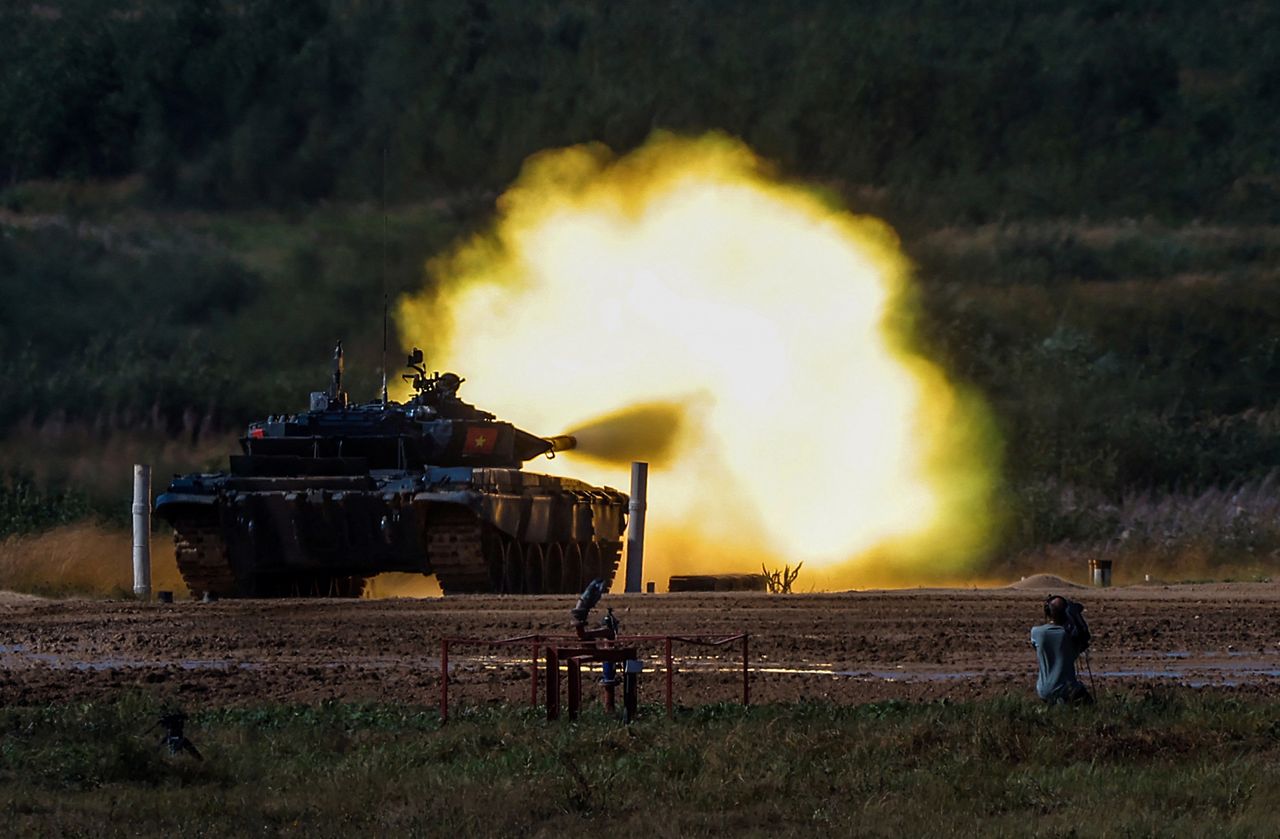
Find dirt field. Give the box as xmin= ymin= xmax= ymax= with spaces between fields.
xmin=2 ymin=577 xmax=1279 ymax=710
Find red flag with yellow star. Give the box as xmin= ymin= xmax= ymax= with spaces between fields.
xmin=463 ymin=425 xmax=498 ymax=455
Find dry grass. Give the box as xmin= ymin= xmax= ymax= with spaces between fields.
xmin=0 ymin=522 xmax=183 ymax=597
xmin=1000 ymin=471 xmax=1280 ymax=584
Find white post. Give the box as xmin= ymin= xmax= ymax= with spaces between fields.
xmin=132 ymin=464 xmax=152 ymax=601
xmin=625 ymin=461 xmax=647 ymax=593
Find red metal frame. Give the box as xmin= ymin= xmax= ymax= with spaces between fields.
xmin=545 ymin=645 xmax=637 ymax=720
xmin=439 ymin=632 xmax=749 ymax=722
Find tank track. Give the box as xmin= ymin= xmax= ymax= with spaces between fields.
xmin=171 ymin=514 xmax=365 ymax=599
xmin=172 ymin=517 xmax=238 ymax=599
xmin=425 ymin=511 xmax=494 ymax=594
xmin=427 ymin=509 xmax=621 ymax=595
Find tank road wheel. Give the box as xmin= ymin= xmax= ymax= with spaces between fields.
xmin=172 ymin=518 xmax=238 ymax=599
xmin=484 ymin=530 xmax=530 ymax=593
xmin=476 ymin=527 xmax=509 ymax=594
xmin=544 ymin=543 xmax=565 ymax=594
xmin=563 ymin=542 xmax=584 ymax=593
xmin=523 ymin=543 xmax=544 ymax=594
xmin=260 ymin=575 xmax=297 ymax=597
xmin=286 ymin=576 xmax=320 ymax=597
xmin=579 ymin=541 xmax=622 ymax=590
xmin=500 ymin=539 xmax=525 ymax=594
xmin=324 ymin=575 xmax=367 ymax=598
xmin=258 ymin=574 xmax=367 ymax=598
xmin=582 ymin=542 xmax=602 ymax=586
xmin=598 ymin=541 xmax=623 ymax=590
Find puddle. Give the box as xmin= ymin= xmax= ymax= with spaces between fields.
xmin=5 ymin=642 xmax=1280 ymax=687
xmin=751 ymin=665 xmax=983 ymax=682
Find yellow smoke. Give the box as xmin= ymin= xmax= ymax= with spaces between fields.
xmin=564 ymin=399 xmax=692 ymax=467
xmin=398 ymin=132 xmax=1000 ymax=589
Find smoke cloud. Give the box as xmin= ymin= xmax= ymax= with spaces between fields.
xmin=563 ymin=398 xmax=695 ymax=467
xmin=398 ymin=132 xmax=1001 ymax=589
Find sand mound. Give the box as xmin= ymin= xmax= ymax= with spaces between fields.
xmin=1006 ymin=573 xmax=1086 ymax=590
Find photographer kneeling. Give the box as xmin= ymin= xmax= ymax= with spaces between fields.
xmin=1031 ymin=595 xmax=1093 ymax=705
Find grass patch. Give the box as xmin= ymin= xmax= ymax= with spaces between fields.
xmin=1 ymin=692 xmax=1278 ymax=836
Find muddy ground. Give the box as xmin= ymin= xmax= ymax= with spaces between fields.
xmin=2 ymin=579 xmax=1279 ymax=710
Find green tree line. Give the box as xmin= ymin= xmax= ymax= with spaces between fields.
xmin=4 ymin=0 xmax=1280 ymax=222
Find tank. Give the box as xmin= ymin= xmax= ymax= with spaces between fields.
xmin=154 ymin=343 xmax=628 ymax=598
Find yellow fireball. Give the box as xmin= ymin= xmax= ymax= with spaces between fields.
xmin=398 ymin=132 xmax=999 ymax=589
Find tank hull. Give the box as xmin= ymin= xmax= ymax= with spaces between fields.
xmin=156 ymin=466 xmax=627 ymax=597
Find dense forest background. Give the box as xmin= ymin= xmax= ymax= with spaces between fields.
xmin=2 ymin=0 xmax=1279 ymax=575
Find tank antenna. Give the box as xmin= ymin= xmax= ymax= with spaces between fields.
xmin=380 ymin=144 xmax=390 ymax=405
xmin=381 ymin=292 xmax=389 ymax=405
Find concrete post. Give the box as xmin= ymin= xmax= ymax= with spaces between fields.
xmin=132 ymin=464 xmax=152 ymax=601
xmin=625 ymin=461 xmax=648 ymax=593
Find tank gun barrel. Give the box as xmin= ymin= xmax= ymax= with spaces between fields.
xmin=544 ymin=434 xmax=577 ymax=453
